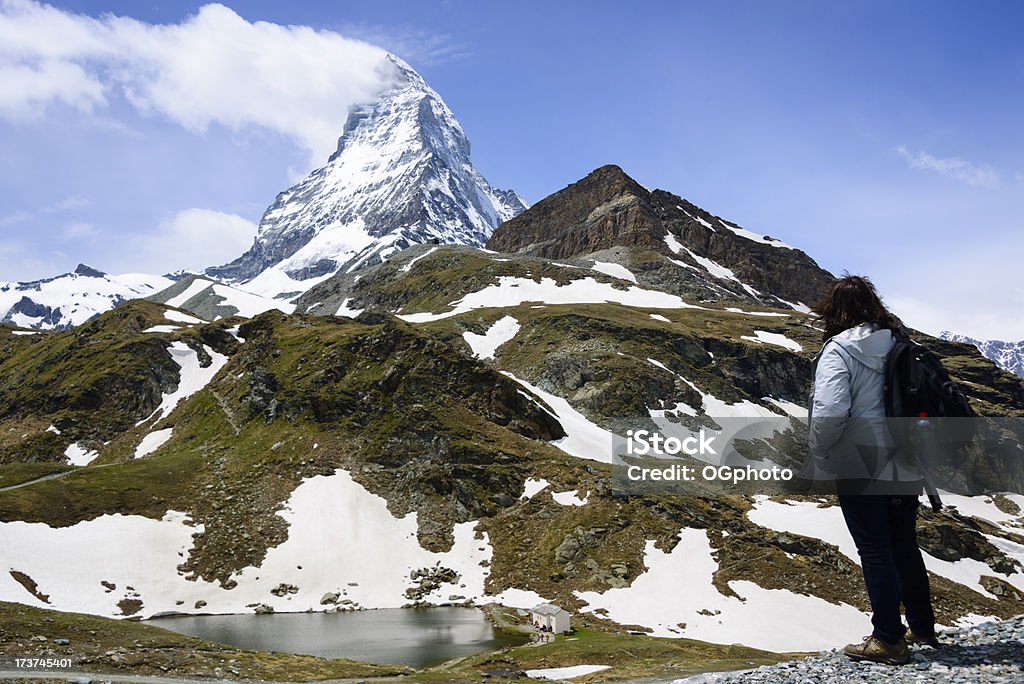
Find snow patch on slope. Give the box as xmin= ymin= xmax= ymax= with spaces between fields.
xmin=552 ymin=490 xmax=589 ymax=506
xmin=336 ymin=298 xmax=365 ymax=318
xmin=164 ymin=278 xmax=292 ymax=317
xmin=747 ymin=497 xmax=1024 ymax=600
xmin=502 ymin=372 xmax=613 ymax=463
xmin=718 ymin=219 xmax=796 ymax=250
xmin=164 ymin=310 xmax=205 ymax=325
xmin=526 ymin=665 xmax=610 ymax=680
xmin=463 ymin=315 xmax=520 ymax=360
xmin=401 ymin=246 xmax=439 ymax=273
xmin=0 ymin=469 xmax=502 ymax=619
xmin=64 ymin=443 xmax=98 ymax=467
xmin=646 ymin=358 xmax=783 ymax=419
xmin=521 ymin=478 xmax=550 ymax=500
xmin=591 ymin=261 xmax=637 ymax=283
xmin=399 ymin=276 xmax=704 ymax=323
xmin=134 ymin=428 xmax=173 ymax=459
xmin=741 ymin=330 xmax=803 ymax=352
xmin=574 ymin=528 xmax=868 ymax=651
xmin=138 ymin=342 xmax=228 ymax=425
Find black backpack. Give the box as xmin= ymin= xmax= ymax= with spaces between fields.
xmin=883 ymin=327 xmax=976 ymax=423
xmin=883 ymin=327 xmax=977 ymax=509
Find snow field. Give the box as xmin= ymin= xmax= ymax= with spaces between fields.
xmin=746 ymin=497 xmax=1024 ymax=601
xmin=137 ymin=342 xmax=229 ymax=425
xmin=574 ymin=527 xmax=869 ymax=651
xmin=64 ymin=443 xmax=99 ymax=466
xmin=463 ymin=315 xmax=520 ymax=360
xmin=399 ymin=276 xmax=704 ymax=322
xmin=134 ymin=428 xmax=173 ymax=459
xmin=502 ymin=372 xmax=613 ymax=463
xmin=591 ymin=261 xmax=638 ymax=283
xmin=740 ymin=330 xmax=803 ymax=352
xmin=0 ymin=271 xmax=172 ymax=330
xmin=526 ymin=665 xmax=611 ymax=680
xmin=0 ymin=469 xmax=499 ymax=619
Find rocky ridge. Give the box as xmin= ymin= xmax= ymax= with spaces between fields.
xmin=487 ymin=164 xmax=833 ymax=307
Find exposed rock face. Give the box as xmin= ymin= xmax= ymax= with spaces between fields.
xmin=207 ymin=55 xmax=525 ymax=296
xmin=487 ymin=165 xmax=835 ymax=307
xmin=488 ymin=165 xmax=664 ymax=257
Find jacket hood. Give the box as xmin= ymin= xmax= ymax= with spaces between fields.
xmin=830 ymin=323 xmax=894 ymax=373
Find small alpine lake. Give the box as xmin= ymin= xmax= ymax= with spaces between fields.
xmin=147 ymin=606 xmax=528 ymax=667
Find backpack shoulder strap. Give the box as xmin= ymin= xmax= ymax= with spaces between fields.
xmin=883 ymin=327 xmax=913 ymax=417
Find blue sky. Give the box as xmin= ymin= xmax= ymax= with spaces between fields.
xmin=1 ymin=0 xmax=1022 ymax=338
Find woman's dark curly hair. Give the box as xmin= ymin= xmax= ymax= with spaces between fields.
xmin=811 ymin=273 xmax=902 ymax=341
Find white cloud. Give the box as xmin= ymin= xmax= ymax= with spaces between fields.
xmin=0 ymin=209 xmax=32 ymax=227
xmin=46 ymin=194 xmax=91 ymax=213
xmin=895 ymin=145 xmax=999 ymax=187
xmin=0 ymin=1 xmax=397 ymax=165
xmin=131 ymin=208 xmax=257 ymax=275
xmin=62 ymin=221 xmax=97 ymax=239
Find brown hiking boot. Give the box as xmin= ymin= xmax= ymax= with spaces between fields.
xmin=843 ymin=635 xmax=910 ymax=665
xmin=906 ymin=630 xmax=940 ymax=647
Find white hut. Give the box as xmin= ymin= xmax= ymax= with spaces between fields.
xmin=530 ymin=603 xmax=571 ymax=634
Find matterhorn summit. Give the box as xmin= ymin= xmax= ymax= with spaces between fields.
xmin=208 ymin=55 xmax=526 ymax=299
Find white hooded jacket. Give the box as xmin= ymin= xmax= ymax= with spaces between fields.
xmin=807 ymin=322 xmax=921 ymax=482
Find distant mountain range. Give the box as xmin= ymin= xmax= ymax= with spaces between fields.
xmin=0 ymin=264 xmax=170 ymax=331
xmin=941 ymin=331 xmax=1024 ymax=379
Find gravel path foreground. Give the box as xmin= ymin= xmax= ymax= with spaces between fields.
xmin=677 ymin=615 xmax=1024 ymax=683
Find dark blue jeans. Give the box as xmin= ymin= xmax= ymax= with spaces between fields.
xmin=838 ymin=494 xmax=936 ymax=644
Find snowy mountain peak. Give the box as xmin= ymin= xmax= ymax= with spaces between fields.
xmin=207 ymin=54 xmax=526 ymax=299
xmin=940 ymin=330 xmax=1024 ymax=379
xmin=1 ymin=267 xmax=172 ymax=330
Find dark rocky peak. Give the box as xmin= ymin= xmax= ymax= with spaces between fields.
xmin=74 ymin=264 xmax=107 ymax=278
xmin=486 ymin=164 xmax=665 ymax=258
xmin=487 ymin=164 xmax=835 ymax=307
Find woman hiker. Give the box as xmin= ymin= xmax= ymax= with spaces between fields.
xmin=808 ymin=274 xmax=938 ymax=665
